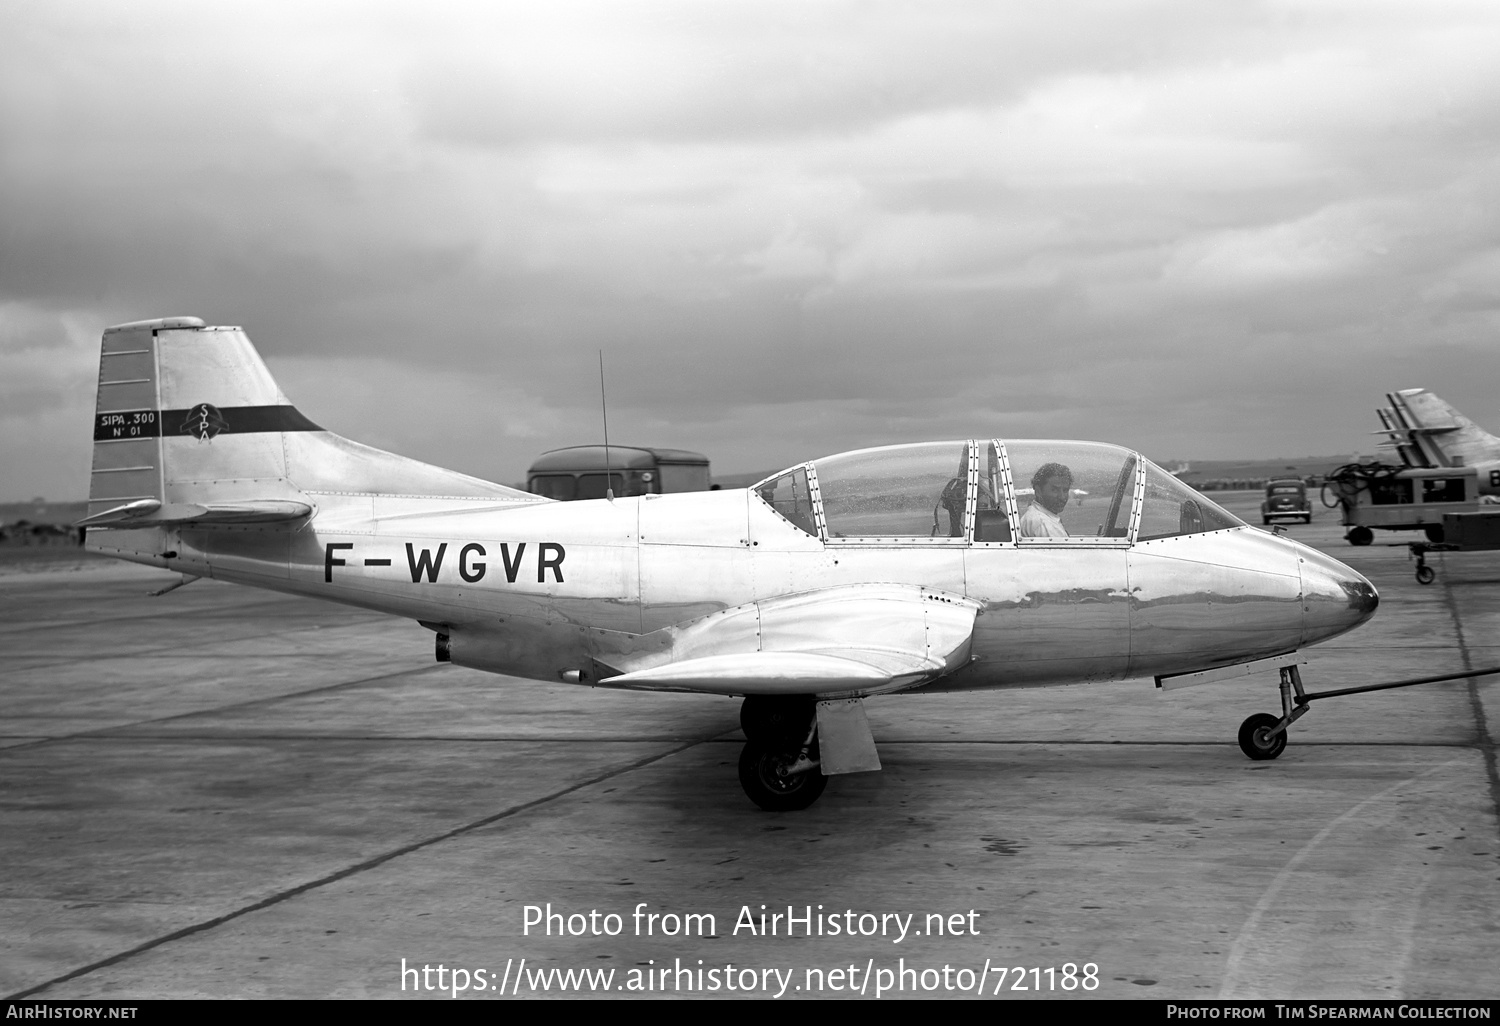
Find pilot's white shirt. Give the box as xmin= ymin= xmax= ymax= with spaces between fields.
xmin=1018 ymin=501 xmax=1068 ymax=538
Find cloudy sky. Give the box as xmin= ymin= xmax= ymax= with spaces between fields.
xmin=3 ymin=1 xmax=1499 ymax=501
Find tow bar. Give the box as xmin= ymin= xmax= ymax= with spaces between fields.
xmin=1237 ymin=662 xmax=1500 ymax=761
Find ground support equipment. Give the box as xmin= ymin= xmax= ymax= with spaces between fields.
xmin=1407 ymin=541 xmax=1459 ymax=585
xmin=1406 ymin=509 xmax=1500 ymax=583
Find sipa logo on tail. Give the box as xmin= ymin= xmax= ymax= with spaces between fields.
xmin=180 ymin=403 xmax=228 ymax=441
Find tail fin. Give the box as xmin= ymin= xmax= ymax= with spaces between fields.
xmin=1376 ymin=388 xmax=1500 ymax=469
xmin=85 ymin=317 xmax=529 ymax=526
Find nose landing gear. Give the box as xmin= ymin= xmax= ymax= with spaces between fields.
xmin=1236 ymin=662 xmax=1500 ymax=761
xmin=1236 ymin=665 xmax=1308 ymax=761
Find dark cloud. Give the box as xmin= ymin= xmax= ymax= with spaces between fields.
xmin=3 ymin=1 xmax=1500 ymax=501
xmin=402 ymin=2 xmax=1246 ymax=146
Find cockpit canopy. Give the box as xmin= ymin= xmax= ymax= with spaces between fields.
xmin=755 ymin=440 xmax=1243 ymax=544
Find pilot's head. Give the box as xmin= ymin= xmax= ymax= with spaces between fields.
xmin=1032 ymin=463 xmax=1073 ymax=515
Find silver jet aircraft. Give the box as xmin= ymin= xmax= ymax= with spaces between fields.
xmin=82 ymin=318 xmax=1379 ymax=810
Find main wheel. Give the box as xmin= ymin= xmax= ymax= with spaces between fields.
xmin=1238 ymin=713 xmax=1287 ymax=761
xmin=1424 ymin=524 xmax=1445 ymax=544
xmin=740 ymin=695 xmax=815 ymax=745
xmin=1416 ymin=564 xmax=1436 ymax=585
xmin=1347 ymin=526 xmax=1374 ymax=546
xmin=738 ymin=742 xmax=827 ymax=811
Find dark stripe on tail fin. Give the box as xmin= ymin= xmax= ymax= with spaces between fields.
xmin=95 ymin=405 xmax=322 ymax=442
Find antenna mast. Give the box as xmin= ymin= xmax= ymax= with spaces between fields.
xmin=599 ymin=351 xmax=613 ymax=501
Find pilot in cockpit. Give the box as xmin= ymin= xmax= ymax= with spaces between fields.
xmin=1018 ymin=463 xmax=1073 ymax=537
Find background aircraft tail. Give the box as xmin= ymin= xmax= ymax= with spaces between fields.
xmin=85 ymin=316 xmax=531 ymax=527
xmin=1376 ymin=388 xmax=1500 ymax=469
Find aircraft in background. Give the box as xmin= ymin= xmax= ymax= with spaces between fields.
xmin=1375 ymin=388 xmax=1500 ymax=469
xmin=83 ymin=318 xmax=1379 ymax=810
xmin=1327 ymin=389 xmax=1500 ymax=546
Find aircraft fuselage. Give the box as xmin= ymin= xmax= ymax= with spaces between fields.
xmin=93 ymin=486 xmax=1373 ymax=696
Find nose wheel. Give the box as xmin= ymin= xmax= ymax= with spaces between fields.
xmin=1238 ymin=712 xmax=1288 ymax=760
xmin=1237 ymin=665 xmax=1308 ymax=762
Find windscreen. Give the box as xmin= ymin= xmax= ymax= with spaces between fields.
xmin=756 ymin=466 xmax=819 ymax=537
xmin=1137 ymin=462 xmax=1244 ymax=540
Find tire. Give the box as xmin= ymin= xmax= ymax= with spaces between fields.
xmin=1262 ymin=517 xmax=1271 ymax=525
xmin=1424 ymin=524 xmax=1445 ymax=544
xmin=740 ymin=695 xmax=815 ymax=745
xmin=1416 ymin=564 xmax=1436 ymax=585
xmin=1238 ymin=713 xmax=1287 ymax=761
xmin=738 ymin=742 xmax=828 ymax=811
xmin=1303 ymin=514 xmax=1312 ymax=524
xmin=1347 ymin=526 xmax=1374 ymax=546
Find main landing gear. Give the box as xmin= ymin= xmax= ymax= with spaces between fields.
xmin=737 ymin=695 xmax=826 ymax=811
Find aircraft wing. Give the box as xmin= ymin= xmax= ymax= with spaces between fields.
xmin=596 ymin=584 xmax=982 ymax=696
xmin=600 ymin=649 xmax=946 ymax=691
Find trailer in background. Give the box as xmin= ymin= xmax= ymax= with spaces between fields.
xmin=526 ymin=446 xmax=711 ymax=501
xmin=1323 ymin=461 xmax=1486 ymax=545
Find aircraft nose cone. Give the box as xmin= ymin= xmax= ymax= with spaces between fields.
xmin=1299 ymin=546 xmax=1379 ymax=646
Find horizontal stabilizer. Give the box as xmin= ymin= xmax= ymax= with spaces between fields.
xmin=76 ymin=498 xmax=162 ymax=526
xmin=78 ymin=498 xmax=312 ymax=526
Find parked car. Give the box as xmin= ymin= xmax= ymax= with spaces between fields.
xmin=1261 ymin=479 xmax=1312 ymax=524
